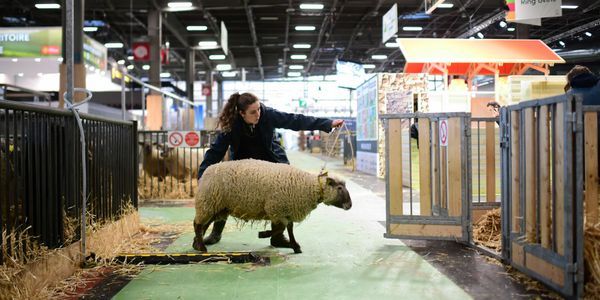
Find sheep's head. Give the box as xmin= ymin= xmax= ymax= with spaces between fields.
xmin=321 ymin=176 xmax=352 ymax=210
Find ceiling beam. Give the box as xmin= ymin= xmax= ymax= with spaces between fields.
xmin=543 ymin=18 xmax=600 ymax=44
xmin=340 ymin=0 xmax=385 ymax=60
xmin=243 ymin=0 xmax=264 ymax=80
xmin=306 ymin=0 xmax=337 ymax=75
xmin=456 ymin=9 xmax=505 ymax=39
xmin=281 ymin=0 xmax=292 ymax=76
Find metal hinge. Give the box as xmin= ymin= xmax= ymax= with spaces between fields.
xmin=571 ymin=112 xmax=578 ymax=133
xmin=464 ymin=123 xmax=471 ymax=137
xmin=566 ymin=263 xmax=579 ymax=283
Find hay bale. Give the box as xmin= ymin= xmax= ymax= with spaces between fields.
xmin=472 ymin=208 xmax=502 ymax=251
xmin=585 ymin=222 xmax=600 ymax=299
xmin=137 ymin=169 xmax=198 ymax=200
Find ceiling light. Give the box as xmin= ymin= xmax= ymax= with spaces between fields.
xmin=363 ymin=64 xmax=376 ymax=69
xmin=291 ymin=54 xmax=307 ymax=60
xmin=187 ymin=25 xmax=207 ymax=31
xmin=17 ymin=73 xmax=24 ymax=77
xmin=209 ymin=54 xmax=226 ymax=60
xmin=585 ymin=32 xmax=592 ymax=37
xmin=499 ymin=21 xmax=507 ymax=28
xmin=402 ymin=26 xmax=423 ymax=31
xmin=385 ymin=42 xmax=399 ymax=48
xmin=83 ymin=26 xmax=98 ymax=32
xmin=37 ymin=73 xmax=43 ymax=77
xmin=57 ymin=57 xmax=63 ymax=62
xmin=104 ymin=42 xmax=124 ymax=48
xmin=295 ymin=25 xmax=316 ymax=31
xmin=101 ymin=71 xmax=106 ymax=76
xmin=260 ymin=17 xmax=279 ymax=21
xmin=117 ymin=59 xmax=126 ymax=65
xmin=469 ymin=36 xmax=476 ymax=39
xmin=198 ymin=41 xmax=218 ymax=47
xmin=221 ymin=71 xmax=237 ymax=77
xmin=160 ymin=72 xmax=171 ymax=78
xmin=507 ymin=27 xmax=515 ymax=32
xmin=371 ymin=55 xmax=387 ymax=60
xmin=126 ymin=65 xmax=134 ymax=70
xmin=559 ymin=40 xmax=565 ymax=47
xmin=561 ymin=5 xmax=578 ymax=9
xmin=35 ymin=3 xmax=60 ymax=9
xmin=142 ymin=65 xmax=150 ymax=70
xmin=437 ymin=3 xmax=454 ymax=8
xmin=88 ymin=66 xmax=95 ymax=71
xmin=289 ymin=65 xmax=304 ymax=70
xmin=11 ymin=58 xmax=18 ymax=62
xmin=216 ymin=64 xmax=231 ymax=71
xmin=167 ymin=1 xmax=192 ymax=8
xmin=477 ymin=32 xmax=484 ymax=39
xmin=293 ymin=43 xmax=311 ymax=49
xmin=299 ymin=3 xmax=324 ymax=10
xmin=127 ymin=56 xmax=134 ymax=60
xmin=288 ymin=72 xmax=302 ymax=77
xmin=34 ymin=58 xmax=41 ymax=62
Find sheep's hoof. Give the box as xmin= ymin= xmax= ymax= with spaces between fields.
xmin=192 ymin=238 xmax=207 ymax=252
xmin=270 ymin=234 xmax=290 ymax=248
xmin=258 ymin=230 xmax=272 ymax=238
xmin=293 ymin=247 xmax=302 ymax=254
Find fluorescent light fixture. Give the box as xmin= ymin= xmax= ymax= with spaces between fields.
xmin=221 ymin=71 xmax=237 ymax=77
xmin=299 ymin=3 xmax=324 ymax=10
xmin=469 ymin=36 xmax=476 ymax=39
xmin=585 ymin=32 xmax=592 ymax=37
xmin=11 ymin=58 xmax=18 ymax=62
xmin=293 ymin=43 xmax=311 ymax=49
xmin=289 ymin=65 xmax=304 ymax=70
xmin=117 ymin=59 xmax=126 ymax=65
xmin=160 ymin=72 xmax=171 ymax=78
xmin=385 ymin=42 xmax=399 ymax=48
xmin=291 ymin=54 xmax=307 ymax=60
xmin=198 ymin=41 xmax=218 ymax=47
xmin=371 ymin=54 xmax=387 ymax=60
xmin=126 ymin=65 xmax=134 ymax=70
xmin=35 ymin=3 xmax=60 ymax=9
xmin=295 ymin=25 xmax=316 ymax=31
xmin=561 ymin=5 xmax=578 ymax=9
xmin=83 ymin=26 xmax=98 ymax=32
xmin=187 ymin=25 xmax=207 ymax=31
xmin=209 ymin=54 xmax=226 ymax=60
xmin=437 ymin=3 xmax=454 ymax=8
xmin=216 ymin=64 xmax=232 ymax=71
xmin=17 ymin=73 xmax=24 ymax=77
xmin=57 ymin=57 xmax=63 ymax=62
xmin=363 ymin=64 xmax=376 ymax=69
xmin=507 ymin=27 xmax=515 ymax=32
xmin=127 ymin=56 xmax=134 ymax=60
xmin=34 ymin=58 xmax=41 ymax=62
xmin=105 ymin=42 xmax=124 ymax=48
xmin=477 ymin=32 xmax=484 ymax=39
xmin=165 ymin=41 xmax=170 ymax=48
xmin=142 ymin=65 xmax=150 ymax=70
xmin=168 ymin=1 xmax=192 ymax=8
xmin=288 ymin=72 xmax=302 ymax=77
xmin=559 ymin=40 xmax=566 ymax=47
xmin=260 ymin=17 xmax=279 ymax=21
xmin=37 ymin=73 xmax=43 ymax=77
xmin=402 ymin=26 xmax=422 ymax=31
xmin=499 ymin=21 xmax=507 ymax=28
xmin=88 ymin=66 xmax=95 ymax=71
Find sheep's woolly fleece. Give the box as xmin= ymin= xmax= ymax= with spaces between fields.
xmin=195 ymin=159 xmax=340 ymax=224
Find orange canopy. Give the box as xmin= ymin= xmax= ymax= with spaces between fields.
xmin=397 ymin=38 xmax=565 ymax=75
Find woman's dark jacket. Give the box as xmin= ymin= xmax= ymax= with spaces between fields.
xmin=197 ymin=103 xmax=333 ymax=179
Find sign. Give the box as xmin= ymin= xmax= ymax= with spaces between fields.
xmin=201 ymin=83 xmax=211 ymax=97
xmin=221 ymin=21 xmax=228 ymax=54
xmin=83 ymin=35 xmax=108 ymax=71
xmin=425 ymin=0 xmax=446 ymax=14
xmin=336 ymin=60 xmax=366 ymax=89
xmin=439 ymin=119 xmax=448 ymax=146
xmin=0 ymin=27 xmax=61 ymax=57
xmin=506 ymin=0 xmax=561 ymax=25
xmin=167 ymin=131 xmax=203 ymax=148
xmin=133 ymin=41 xmax=150 ymax=61
xmin=382 ymin=4 xmax=398 ymax=43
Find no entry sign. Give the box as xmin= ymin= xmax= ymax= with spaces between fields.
xmin=439 ymin=119 xmax=448 ymax=147
xmin=168 ymin=131 xmax=202 ymax=148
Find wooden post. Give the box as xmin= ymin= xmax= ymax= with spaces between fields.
xmin=511 ymin=111 xmax=521 ymax=233
xmin=555 ymin=103 xmax=565 ymax=256
xmin=539 ymin=106 xmax=551 ymax=248
xmin=584 ymin=112 xmax=599 ymax=224
xmin=524 ymin=108 xmax=537 ymax=243
xmin=389 ymin=119 xmax=403 ymax=216
xmin=485 ymin=121 xmax=496 ymax=202
xmin=419 ymin=119 xmax=432 ymax=216
xmin=448 ymin=118 xmax=462 ymax=217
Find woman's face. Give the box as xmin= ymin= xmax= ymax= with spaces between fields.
xmin=240 ymin=101 xmax=261 ymax=125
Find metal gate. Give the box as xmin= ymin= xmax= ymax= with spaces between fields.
xmin=500 ymin=94 xmax=584 ymax=298
xmin=381 ymin=112 xmax=471 ymax=242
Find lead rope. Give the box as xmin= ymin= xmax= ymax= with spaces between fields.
xmin=320 ymin=122 xmax=355 ymax=174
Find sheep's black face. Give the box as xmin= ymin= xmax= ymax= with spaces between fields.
xmin=325 ymin=177 xmax=352 ymax=210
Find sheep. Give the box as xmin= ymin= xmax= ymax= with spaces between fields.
xmin=140 ymin=142 xmax=168 ymax=181
xmin=192 ymin=159 xmax=352 ymax=254
xmin=161 ymin=147 xmax=203 ymax=182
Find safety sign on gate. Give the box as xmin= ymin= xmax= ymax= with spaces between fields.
xmin=439 ymin=119 xmax=448 ymax=147
xmin=167 ymin=131 xmax=201 ymax=148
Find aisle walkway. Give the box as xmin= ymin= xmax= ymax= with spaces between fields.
xmin=113 ymin=151 xmax=471 ymax=299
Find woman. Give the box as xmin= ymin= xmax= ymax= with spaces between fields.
xmin=197 ymin=92 xmax=344 ymax=247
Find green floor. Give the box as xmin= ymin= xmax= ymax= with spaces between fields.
xmin=114 ymin=151 xmax=472 ymax=300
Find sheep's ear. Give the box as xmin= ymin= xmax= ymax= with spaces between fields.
xmin=326 ymin=177 xmax=338 ymax=186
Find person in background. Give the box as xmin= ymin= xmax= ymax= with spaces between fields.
xmin=564 ymin=65 xmax=600 ymax=106
xmin=197 ymin=92 xmax=344 ymax=248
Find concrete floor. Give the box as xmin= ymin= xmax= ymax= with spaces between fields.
xmin=108 ymin=151 xmax=539 ymax=299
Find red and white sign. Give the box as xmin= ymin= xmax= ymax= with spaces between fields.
xmin=133 ymin=42 xmax=150 ymax=61
xmin=167 ymin=131 xmax=202 ymax=148
xmin=439 ymin=119 xmax=448 ymax=147
xmin=201 ymin=83 xmax=211 ymax=97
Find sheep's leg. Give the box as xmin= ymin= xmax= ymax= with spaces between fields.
xmin=269 ymin=221 xmax=291 ymax=249
xmin=192 ymin=221 xmax=207 ymax=252
xmin=204 ymin=217 xmax=227 ymax=245
xmin=286 ymin=223 xmax=302 ymax=254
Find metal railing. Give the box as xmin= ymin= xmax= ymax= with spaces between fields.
xmin=0 ymin=100 xmax=137 ymax=263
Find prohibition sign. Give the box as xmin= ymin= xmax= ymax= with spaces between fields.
xmin=439 ymin=119 xmax=448 ymax=146
xmin=185 ymin=132 xmax=200 ymax=147
xmin=168 ymin=132 xmax=184 ymax=147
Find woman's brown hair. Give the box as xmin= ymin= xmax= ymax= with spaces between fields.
xmin=564 ymin=65 xmax=592 ymax=92
xmin=218 ymin=92 xmax=259 ymax=131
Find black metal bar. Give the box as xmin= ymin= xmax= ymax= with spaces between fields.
xmin=477 ymin=120 xmax=481 ymax=203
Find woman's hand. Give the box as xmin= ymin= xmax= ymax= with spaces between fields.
xmin=332 ymin=119 xmax=344 ymax=128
